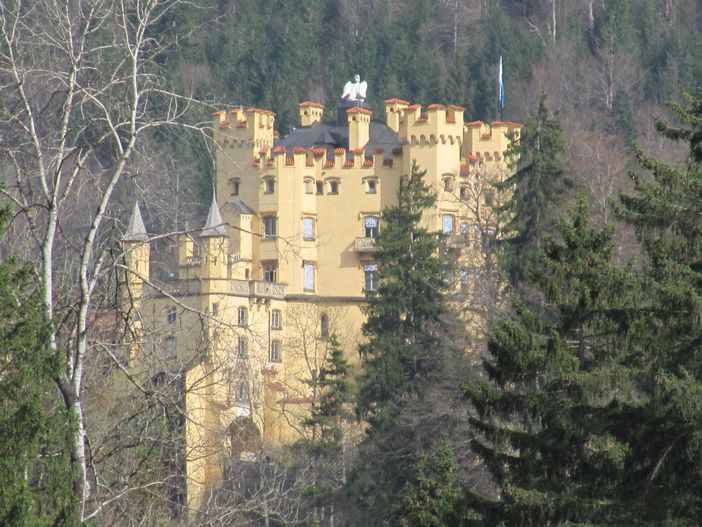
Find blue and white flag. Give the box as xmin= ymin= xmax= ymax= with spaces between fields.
xmin=498 ymin=56 xmax=505 ymax=109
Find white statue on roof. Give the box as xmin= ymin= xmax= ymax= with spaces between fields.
xmin=341 ymin=74 xmax=367 ymax=101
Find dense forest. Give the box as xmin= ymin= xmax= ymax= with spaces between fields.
xmin=2 ymin=0 xmax=702 ymax=525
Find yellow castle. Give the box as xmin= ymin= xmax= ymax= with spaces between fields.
xmin=121 ymin=86 xmax=521 ymax=511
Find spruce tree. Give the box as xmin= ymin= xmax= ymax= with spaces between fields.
xmin=0 ymin=201 xmax=77 ymax=526
xmin=306 ymin=334 xmax=353 ymax=456
xmin=348 ymin=161 xmax=453 ymax=525
xmin=356 ymin=161 xmax=447 ymax=433
xmin=465 ymin=200 xmax=636 ymax=525
xmin=612 ymin=88 xmax=702 ymax=523
xmin=497 ymin=96 xmax=571 ymax=285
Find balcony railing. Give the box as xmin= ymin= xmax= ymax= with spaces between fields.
xmin=230 ymin=279 xmax=287 ymax=299
xmin=443 ymin=234 xmax=467 ymax=249
xmin=353 ymin=236 xmax=378 ymax=252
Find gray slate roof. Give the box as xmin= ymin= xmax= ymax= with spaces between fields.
xmin=123 ymin=202 xmax=148 ymax=242
xmin=201 ymin=197 xmax=227 ymax=238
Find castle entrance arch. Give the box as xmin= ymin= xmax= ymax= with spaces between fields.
xmin=228 ymin=417 xmax=262 ymax=461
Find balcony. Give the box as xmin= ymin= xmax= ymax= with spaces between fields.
xmin=230 ymin=279 xmax=287 ymax=299
xmin=353 ymin=236 xmax=379 ymax=253
xmin=443 ymin=234 xmax=467 ymax=249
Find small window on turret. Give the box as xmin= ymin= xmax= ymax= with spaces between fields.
xmin=166 ymin=306 xmax=176 ymax=324
xmin=366 ymin=179 xmax=377 ymax=194
xmin=264 ymin=178 xmax=275 ymax=194
xmin=459 ymin=186 xmax=468 ymax=200
xmin=443 ymin=177 xmax=454 ymax=192
xmin=230 ymin=178 xmax=241 ymax=196
xmin=328 ymin=180 xmax=339 ymax=195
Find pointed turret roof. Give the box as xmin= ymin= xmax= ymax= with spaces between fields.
xmin=123 ymin=201 xmax=148 ymax=242
xmin=200 ymin=195 xmax=227 ymax=238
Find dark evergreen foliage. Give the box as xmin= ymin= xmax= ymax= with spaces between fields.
xmin=0 ymin=201 xmax=77 ymax=526
xmin=497 ymin=97 xmax=572 ymax=284
xmin=465 ymin=200 xmax=637 ymax=525
xmin=356 ymin=161 xmax=447 ymax=433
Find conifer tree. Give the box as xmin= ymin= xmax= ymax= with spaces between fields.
xmin=305 ymin=334 xmax=353 ymax=455
xmin=465 ymin=200 xmax=636 ymax=525
xmin=612 ymin=88 xmax=702 ymax=522
xmin=356 ymin=161 xmax=447 ymax=433
xmin=497 ymin=97 xmax=571 ymax=284
xmin=349 ymin=162 xmax=453 ymax=525
xmin=0 ymin=201 xmax=77 ymax=526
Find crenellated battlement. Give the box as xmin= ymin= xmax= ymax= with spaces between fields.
xmin=213 ymin=107 xmax=276 ymax=149
xmin=392 ymin=102 xmax=465 ymax=146
xmin=463 ymin=120 xmax=521 ymax=164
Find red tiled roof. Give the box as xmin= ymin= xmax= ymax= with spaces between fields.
xmin=384 ymin=98 xmax=410 ymax=105
xmin=272 ymin=146 xmax=285 ymax=154
xmin=352 ymin=148 xmax=365 ymax=155
xmin=347 ymin=107 xmax=372 ymax=116
xmin=427 ymin=104 xmax=446 ymax=110
xmin=334 ymin=148 xmax=345 ymax=155
xmin=298 ymin=101 xmax=324 ymax=109
xmin=466 ymin=121 xmax=483 ymax=127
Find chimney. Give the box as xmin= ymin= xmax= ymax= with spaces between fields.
xmin=299 ymin=102 xmax=324 ymax=126
xmin=347 ymin=107 xmax=372 ymax=151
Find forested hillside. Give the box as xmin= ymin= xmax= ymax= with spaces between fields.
xmin=162 ymin=0 xmax=702 ymax=237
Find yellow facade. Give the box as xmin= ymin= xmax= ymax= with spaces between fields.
xmin=125 ymin=99 xmax=521 ymax=511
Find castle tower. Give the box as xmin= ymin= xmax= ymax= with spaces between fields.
xmin=122 ymin=202 xmax=150 ymax=360
xmin=200 ymin=195 xmax=229 ymax=285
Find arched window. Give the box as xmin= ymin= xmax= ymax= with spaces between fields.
xmin=237 ymin=307 xmax=248 ymax=327
xmin=320 ymin=314 xmax=330 ymax=339
xmin=303 ymin=217 xmax=315 ymax=240
xmin=270 ymin=340 xmax=282 ymax=362
xmin=237 ymin=336 xmax=248 ymax=359
xmin=271 ymin=309 xmax=282 ymax=330
xmin=166 ymin=306 xmax=176 ymax=324
xmin=164 ymin=335 xmax=177 ymax=361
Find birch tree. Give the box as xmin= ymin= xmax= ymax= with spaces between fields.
xmin=0 ymin=0 xmax=205 ymax=521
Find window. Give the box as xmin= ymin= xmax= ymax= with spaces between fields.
xmin=443 ymin=177 xmax=454 ymax=192
xmin=263 ymin=263 xmax=277 ymax=283
xmin=235 ymin=381 xmax=248 ymax=403
xmin=230 ymin=178 xmax=240 ymax=196
xmin=303 ymin=262 xmax=315 ymax=292
xmin=304 ymin=178 xmax=314 ymax=194
xmin=271 ymin=309 xmax=282 ymax=330
xmin=303 ymin=217 xmax=315 ymax=241
xmin=484 ymin=189 xmax=495 ymax=206
xmin=481 ymin=228 xmax=496 ymax=252
xmin=442 ymin=214 xmax=455 ymax=235
xmin=328 ymin=180 xmax=339 ymax=194
xmin=270 ymin=340 xmax=282 ymax=363
xmin=212 ymin=303 xmax=219 ymax=316
xmin=164 ymin=335 xmax=177 ymax=361
xmin=364 ymin=216 xmax=379 ymax=239
xmin=460 ymin=269 xmax=469 ymax=293
xmin=459 ymin=186 xmax=468 ymax=200
xmin=367 ymin=179 xmax=377 ymax=194
xmin=264 ymin=178 xmax=275 ymax=194
xmin=316 ymin=181 xmax=324 ymax=195
xmin=364 ymin=263 xmax=379 ymax=291
xmin=237 ymin=335 xmax=248 ymax=359
xmin=263 ymin=216 xmax=277 ymax=239
xmin=237 ymin=307 xmax=248 ymax=327
xmin=320 ymin=314 xmax=330 ymax=339
xmin=166 ymin=306 xmax=176 ymax=324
